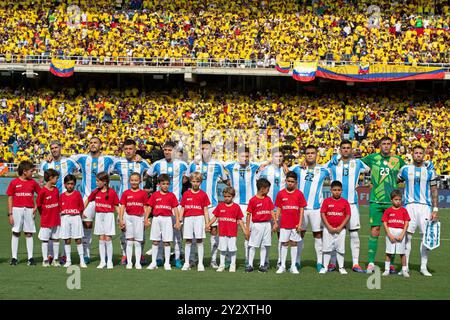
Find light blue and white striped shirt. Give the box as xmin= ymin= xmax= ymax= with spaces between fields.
xmin=327 ymin=158 xmax=369 ymax=204
xmin=256 ymin=164 xmax=286 ymax=204
xmin=39 ymin=157 xmax=79 ymax=193
xmin=113 ymin=158 xmax=151 ymax=198
xmin=187 ymin=160 xmax=227 ymax=207
xmin=290 ymin=164 xmax=330 ymax=210
xmin=224 ymin=162 xmax=260 ymax=205
xmin=70 ymin=154 xmax=115 ymax=200
xmin=148 ymin=158 xmax=188 ymax=201
xmin=398 ymin=164 xmax=437 ymax=206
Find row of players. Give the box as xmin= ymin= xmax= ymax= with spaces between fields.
xmin=6 ymin=137 xmax=439 ymax=275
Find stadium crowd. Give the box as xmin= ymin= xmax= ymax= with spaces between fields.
xmin=0 ymin=87 xmax=448 ymax=175
xmin=0 ymin=0 xmax=448 ymax=65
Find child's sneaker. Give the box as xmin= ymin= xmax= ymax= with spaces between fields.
xmin=79 ymin=261 xmax=87 ymax=268
xmin=163 ymin=263 xmax=171 ymax=271
xmin=97 ymin=262 xmax=106 ymax=269
xmin=338 ymin=268 xmax=348 ymax=275
xmin=420 ymin=267 xmax=432 ymax=277
xmin=135 ymin=263 xmax=142 ymax=270
xmin=63 ymin=261 xmax=72 ymax=268
xmin=229 ymin=264 xmax=236 ymax=272
xmin=51 ymin=260 xmax=61 ymax=267
xmin=402 ymin=270 xmax=410 ymax=278
xmin=382 ymin=270 xmax=390 ymax=276
xmin=181 ymin=263 xmax=191 ymax=271
xmin=27 ymin=258 xmax=36 ymax=266
xmin=289 ymin=266 xmax=299 ymax=274
xmin=147 ymin=262 xmax=157 ymax=270
xmin=318 ymin=267 xmax=327 ymax=274
xmin=197 ymin=264 xmax=205 ymax=272
xmin=42 ymin=260 xmax=50 ymax=267
xmin=216 ymin=265 xmax=225 ymax=272
xmin=126 ymin=263 xmax=133 ymax=270
xmin=106 ymin=262 xmax=114 ymax=269
xmin=276 ymin=266 xmax=286 ymax=274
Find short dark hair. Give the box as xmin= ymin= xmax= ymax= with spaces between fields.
xmin=271 ymin=147 xmax=284 ymax=155
xmin=305 ymin=145 xmax=318 ymax=152
xmin=158 ymin=174 xmax=171 ymax=183
xmin=330 ymin=180 xmax=343 ymax=189
xmin=286 ymin=171 xmax=298 ymax=181
xmin=223 ymin=187 xmax=236 ymax=197
xmin=64 ymin=174 xmax=77 ymax=184
xmin=163 ymin=141 xmax=177 ymax=149
xmin=123 ymin=139 xmax=136 ymax=146
xmin=130 ymin=172 xmax=141 ymax=180
xmin=380 ymin=136 xmax=392 ymax=144
xmin=390 ymin=189 xmax=402 ymax=199
xmin=340 ymin=140 xmax=352 ymax=147
xmin=201 ymin=140 xmax=211 ymax=145
xmin=90 ymin=137 xmax=102 ymax=144
xmin=413 ymin=145 xmax=425 ymax=152
xmin=44 ymin=169 xmax=59 ymax=182
xmin=18 ymin=161 xmax=34 ymax=176
xmin=256 ymin=178 xmax=271 ymax=191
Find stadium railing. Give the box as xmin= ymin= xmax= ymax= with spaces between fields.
xmin=0 ymin=55 xmax=449 ymax=71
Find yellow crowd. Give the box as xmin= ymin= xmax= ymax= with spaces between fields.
xmin=0 ymin=0 xmax=448 ymax=65
xmin=0 ymin=87 xmax=448 ymax=175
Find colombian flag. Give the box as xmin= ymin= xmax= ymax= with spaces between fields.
xmin=275 ymin=61 xmax=292 ymax=73
xmin=292 ymin=62 xmax=318 ymax=82
xmin=358 ymin=62 xmax=370 ymax=74
xmin=50 ymin=59 xmax=75 ymax=77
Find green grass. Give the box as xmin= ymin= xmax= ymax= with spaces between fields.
xmin=0 ymin=195 xmax=448 ymax=300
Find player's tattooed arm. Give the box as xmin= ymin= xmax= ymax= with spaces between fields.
xmin=245 ymin=212 xmax=251 ymax=240
xmin=144 ymin=206 xmax=151 ymax=229
xmin=431 ymin=184 xmax=439 ymax=221
xmin=206 ymin=216 xmax=217 ymax=232
xmin=273 ymin=208 xmax=281 ymax=232
xmin=238 ymin=219 xmax=246 ymax=235
xmin=118 ymin=205 xmax=125 ymax=229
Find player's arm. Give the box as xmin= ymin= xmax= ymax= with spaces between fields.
xmin=7 ymin=196 xmax=14 ymax=226
xmin=431 ymin=183 xmax=439 ymax=221
xmin=173 ymin=206 xmax=181 ymax=230
xmin=203 ymin=207 xmax=210 ymax=225
xmin=238 ymin=219 xmax=246 ymax=235
xmin=144 ymin=205 xmax=151 ymax=229
xmin=383 ymin=221 xmax=395 ymax=243
xmin=118 ymin=205 xmax=125 ymax=229
xmin=297 ymin=207 xmax=304 ymax=232
xmin=205 ymin=216 xmax=217 ymax=232
xmin=178 ymin=206 xmax=184 ymax=225
xmin=245 ymin=211 xmax=251 ymax=240
xmin=273 ymin=207 xmax=281 ymax=232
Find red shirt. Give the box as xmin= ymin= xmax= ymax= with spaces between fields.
xmin=120 ymin=189 xmax=149 ymax=216
xmin=60 ymin=191 xmax=84 ymax=216
xmin=37 ymin=186 xmax=60 ymax=228
xmin=275 ymin=189 xmax=307 ymax=229
xmin=147 ymin=191 xmax=178 ymax=217
xmin=6 ymin=178 xmax=41 ymax=208
xmin=88 ymin=188 xmax=119 ymax=213
xmin=247 ymin=195 xmax=274 ymax=223
xmin=213 ymin=202 xmax=244 ymax=237
xmin=382 ymin=207 xmax=411 ymax=229
xmin=180 ymin=189 xmax=210 ymax=217
xmin=320 ymin=197 xmax=351 ymax=228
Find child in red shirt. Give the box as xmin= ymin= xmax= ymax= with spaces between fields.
xmin=206 ymin=187 xmax=246 ymax=273
xmin=382 ymin=190 xmax=411 ymax=278
xmin=37 ymin=169 xmax=61 ymax=267
xmin=320 ymin=180 xmax=351 ymax=275
xmin=7 ymin=160 xmax=41 ymax=266
xmin=85 ymin=172 xmax=119 ymax=269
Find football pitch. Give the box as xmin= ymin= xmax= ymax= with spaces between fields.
xmin=0 ymin=196 xmax=448 ymax=300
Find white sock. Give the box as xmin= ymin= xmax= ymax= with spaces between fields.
xmin=120 ymin=231 xmax=127 ymax=256
xmin=99 ymin=240 xmax=106 ymax=264
xmin=420 ymin=242 xmax=429 ymax=269
xmin=210 ymin=236 xmax=218 ymax=263
xmin=314 ymin=237 xmax=323 ymax=265
xmin=290 ymin=246 xmax=298 ymax=269
xmin=350 ymin=231 xmax=360 ymax=266
xmin=330 ymin=250 xmax=337 ymax=265
xmin=296 ymin=239 xmax=303 ymax=265
xmin=277 ymin=240 xmax=282 ymax=264
xmin=26 ymin=236 xmax=33 ymax=259
xmin=405 ymin=233 xmax=413 ymax=269
xmin=244 ymin=240 xmax=249 ymax=260
xmin=83 ymin=228 xmax=92 ymax=258
xmin=11 ymin=235 xmax=19 ymax=259
xmin=402 ymin=265 xmax=408 ymax=271
xmin=135 ymin=241 xmax=142 ymax=265
xmin=65 ymin=244 xmax=72 ymax=263
xmin=230 ymin=252 xmax=236 ymax=266
xmin=385 ymin=261 xmax=390 ymax=271
xmin=164 ymin=245 xmax=170 ymax=264
xmin=106 ymin=240 xmax=113 ymax=263
xmin=184 ymin=243 xmax=192 ymax=265
xmin=248 ymin=246 xmax=256 ymax=267
xmin=61 ymin=240 xmax=66 ymax=257
xmin=42 ymin=242 xmax=48 ymax=261
xmin=53 ymin=241 xmax=60 ymax=260
xmin=126 ymin=240 xmax=133 ymax=264
xmin=197 ymin=242 xmax=204 ymax=265
xmin=280 ymin=245 xmax=288 ymax=268
xmin=220 ymin=252 xmax=226 ymax=267
xmin=337 ymin=252 xmax=345 ymax=269
xmin=260 ymin=246 xmax=269 ymax=267
xmin=48 ymin=239 xmax=54 ymax=257
xmin=190 ymin=240 xmax=197 ymax=262
xmin=323 ymin=252 xmax=331 ymax=268
xmin=151 ymin=244 xmax=158 ymax=264
xmin=77 ymin=243 xmax=84 ymax=261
